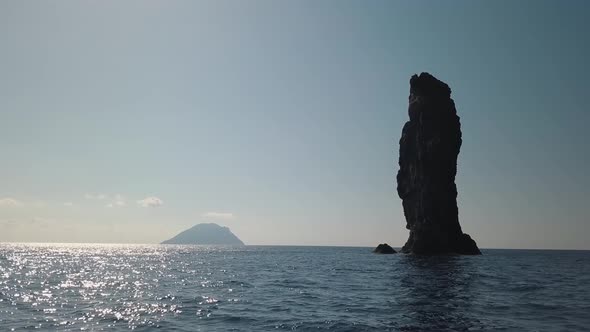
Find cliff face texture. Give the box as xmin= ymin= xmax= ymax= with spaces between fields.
xmin=396 ymin=73 xmax=480 ymax=255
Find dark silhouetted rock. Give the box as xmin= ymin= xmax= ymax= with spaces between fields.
xmin=373 ymin=243 xmax=397 ymax=254
xmin=161 ymin=223 xmax=244 ymax=245
xmin=396 ymin=73 xmax=481 ymax=255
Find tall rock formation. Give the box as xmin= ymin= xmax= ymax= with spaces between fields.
xmin=396 ymin=73 xmax=480 ymax=255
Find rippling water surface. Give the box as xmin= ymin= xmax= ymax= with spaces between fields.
xmin=1 ymin=244 xmax=589 ymax=331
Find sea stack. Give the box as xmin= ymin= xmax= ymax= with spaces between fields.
xmin=396 ymin=73 xmax=480 ymax=255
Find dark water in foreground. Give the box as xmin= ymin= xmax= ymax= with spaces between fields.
xmin=1 ymin=244 xmax=589 ymax=331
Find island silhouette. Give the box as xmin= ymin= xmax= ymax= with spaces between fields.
xmin=161 ymin=223 xmax=244 ymax=245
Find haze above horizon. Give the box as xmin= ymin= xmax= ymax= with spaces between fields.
xmin=1 ymin=1 xmax=588 ymax=249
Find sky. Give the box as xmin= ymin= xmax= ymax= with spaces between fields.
xmin=1 ymin=1 xmax=589 ymax=249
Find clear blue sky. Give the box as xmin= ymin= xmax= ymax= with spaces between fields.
xmin=1 ymin=1 xmax=588 ymax=249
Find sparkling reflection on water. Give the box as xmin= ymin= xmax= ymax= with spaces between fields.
xmin=1 ymin=243 xmax=589 ymax=331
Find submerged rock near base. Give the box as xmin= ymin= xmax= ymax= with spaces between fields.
xmin=373 ymin=243 xmax=397 ymax=254
xmin=396 ymin=73 xmax=480 ymax=255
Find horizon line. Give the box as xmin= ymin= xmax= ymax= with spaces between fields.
xmin=0 ymin=241 xmax=588 ymax=251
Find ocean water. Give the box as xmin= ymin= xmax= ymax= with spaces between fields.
xmin=1 ymin=244 xmax=589 ymax=331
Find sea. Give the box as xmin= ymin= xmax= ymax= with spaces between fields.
xmin=0 ymin=244 xmax=589 ymax=331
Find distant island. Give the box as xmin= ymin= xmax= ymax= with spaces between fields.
xmin=161 ymin=223 xmax=244 ymax=245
